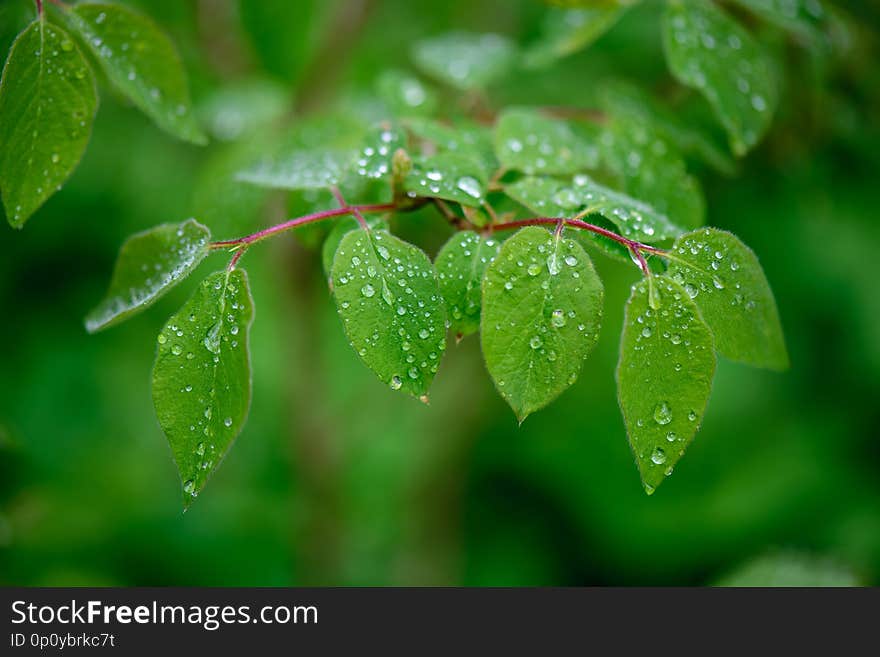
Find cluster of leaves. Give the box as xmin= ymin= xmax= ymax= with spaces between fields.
xmin=0 ymin=0 xmax=826 ymax=506
xmin=0 ymin=0 xmax=204 ymax=228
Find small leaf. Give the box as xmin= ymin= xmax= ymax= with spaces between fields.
xmin=404 ymin=152 xmax=488 ymax=208
xmin=152 ymin=268 xmax=254 ymax=508
xmin=236 ymin=148 xmax=356 ymax=190
xmin=405 ymin=117 xmax=497 ymax=174
xmin=435 ymin=232 xmax=502 ymax=338
xmin=321 ymin=215 xmax=389 ymax=279
xmin=665 ymin=228 xmax=788 ymax=370
xmin=86 ymin=219 xmax=211 ymax=332
xmin=494 ymin=108 xmax=599 ymax=175
xmin=0 ymin=20 xmax=97 ymax=228
xmin=351 ymin=123 xmax=404 ymax=181
xmin=411 ymin=32 xmax=517 ymax=90
xmin=598 ymin=119 xmax=705 ymax=230
xmin=524 ymin=4 xmax=630 ymax=68
xmin=481 ymin=226 xmax=604 ymax=420
xmin=330 ymin=229 xmax=447 ymax=398
xmin=663 ymin=0 xmax=778 ymax=155
xmin=617 ymin=275 xmax=716 ymax=494
xmin=504 ymin=174 xmax=683 ymax=242
xmin=67 ymin=3 xmax=206 ymax=144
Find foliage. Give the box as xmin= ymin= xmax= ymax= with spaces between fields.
xmin=6 ymin=0 xmax=857 ymax=508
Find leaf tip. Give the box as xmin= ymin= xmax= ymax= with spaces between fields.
xmin=418 ymin=394 xmax=430 ymax=405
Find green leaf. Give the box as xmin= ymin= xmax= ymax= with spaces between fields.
xmin=0 ymin=20 xmax=97 ymax=228
xmin=152 ymin=268 xmax=254 ymax=508
xmin=598 ymin=120 xmax=705 ymax=230
xmin=376 ymin=69 xmax=437 ymax=117
xmin=352 ymin=123 xmax=404 ymax=181
xmin=524 ymin=4 xmax=629 ymax=68
xmin=66 ymin=3 xmax=206 ymax=144
xmin=494 ymin=108 xmax=599 ymax=175
xmin=481 ymin=226 xmax=604 ymax=421
xmin=665 ymin=228 xmax=788 ymax=370
xmin=86 ymin=219 xmax=211 ymax=332
xmin=404 ymin=152 xmax=488 ymax=208
xmin=330 ymin=229 xmax=447 ymax=399
xmin=236 ymin=148 xmax=356 ymax=190
xmin=504 ymin=174 xmax=683 ymax=242
xmin=731 ymin=0 xmax=830 ymax=46
xmin=321 ymin=215 xmax=390 ymax=279
xmin=617 ymin=275 xmax=716 ymax=494
xmin=436 ymin=232 xmax=501 ymax=338
xmin=663 ymin=0 xmax=778 ymax=155
xmin=599 ymin=81 xmax=736 ymax=175
xmin=405 ymin=117 xmax=497 ymax=174
xmin=411 ymin=32 xmax=517 ymax=91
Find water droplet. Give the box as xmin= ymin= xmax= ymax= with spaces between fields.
xmin=651 ymin=447 xmax=667 ymax=465
xmin=389 ymin=375 xmax=403 ymax=390
xmin=456 ymin=176 xmax=482 ymax=199
xmin=641 ymin=326 xmax=653 ymax=338
xmin=204 ymin=321 xmax=222 ymax=354
xmin=666 ymin=431 xmax=677 ymax=442
xmin=687 ymin=410 xmax=697 ymax=422
xmin=551 ymin=309 xmax=566 ymax=328
xmin=223 ymin=417 xmax=233 ymax=427
xmin=183 ymin=480 xmax=195 ymax=495
xmin=529 ymin=335 xmax=543 ymax=349
xmin=361 ymin=284 xmax=376 ymax=298
xmin=653 ymin=401 xmax=672 ymax=425
xmin=527 ymin=263 xmax=541 ymax=276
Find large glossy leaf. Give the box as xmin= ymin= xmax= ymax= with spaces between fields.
xmin=411 ymin=32 xmax=517 ymax=90
xmin=494 ymin=108 xmax=599 ymax=175
xmin=86 ymin=219 xmax=211 ymax=332
xmin=152 ymin=268 xmax=254 ymax=508
xmin=404 ymin=152 xmax=488 ymax=208
xmin=435 ymin=232 xmax=501 ymax=338
xmin=0 ymin=20 xmax=97 ymax=228
xmin=504 ymin=174 xmax=683 ymax=242
xmin=598 ymin=120 xmax=705 ymax=230
xmin=524 ymin=3 xmax=629 ymax=68
xmin=481 ymin=226 xmax=604 ymax=421
xmin=67 ymin=3 xmax=206 ymax=144
xmin=665 ymin=228 xmax=788 ymax=370
xmin=663 ymin=0 xmax=778 ymax=155
xmin=330 ymin=229 xmax=447 ymax=399
xmin=617 ymin=275 xmax=716 ymax=494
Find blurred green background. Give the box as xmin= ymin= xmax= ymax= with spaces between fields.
xmin=1 ymin=0 xmax=878 ymax=586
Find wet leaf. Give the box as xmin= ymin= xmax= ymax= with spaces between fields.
xmin=617 ymin=275 xmax=716 ymax=494
xmin=236 ymin=148 xmax=356 ymax=190
xmin=435 ymin=232 xmax=501 ymax=337
xmin=663 ymin=0 xmax=778 ymax=155
xmin=666 ymin=228 xmax=788 ymax=370
xmin=404 ymin=152 xmax=488 ymax=208
xmin=330 ymin=229 xmax=447 ymax=399
xmin=598 ymin=119 xmax=705 ymax=230
xmin=152 ymin=268 xmax=254 ymax=508
xmin=321 ymin=214 xmax=389 ymax=279
xmin=0 ymin=20 xmax=97 ymax=228
xmin=494 ymin=108 xmax=599 ymax=175
xmin=67 ymin=3 xmax=206 ymax=144
xmin=86 ymin=219 xmax=211 ymax=332
xmin=504 ymin=174 xmax=683 ymax=242
xmin=482 ymin=226 xmax=603 ymax=421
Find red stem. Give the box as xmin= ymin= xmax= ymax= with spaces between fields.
xmin=210 ymin=203 xmax=395 ymax=249
xmin=35 ymin=0 xmax=43 ymax=15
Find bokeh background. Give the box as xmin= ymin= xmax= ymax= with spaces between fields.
xmin=1 ymin=0 xmax=878 ymax=586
